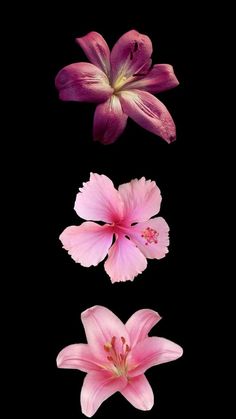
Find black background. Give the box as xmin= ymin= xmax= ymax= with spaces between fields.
xmin=15 ymin=2 xmax=216 ymax=418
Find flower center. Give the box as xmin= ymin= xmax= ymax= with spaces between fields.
xmin=141 ymin=227 xmax=159 ymax=245
xmin=112 ymin=74 xmax=128 ymax=92
xmin=104 ymin=336 xmax=130 ymax=377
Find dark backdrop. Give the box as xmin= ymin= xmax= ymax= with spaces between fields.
xmin=16 ymin=2 xmax=214 ymax=418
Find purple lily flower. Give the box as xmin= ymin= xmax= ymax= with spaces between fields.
xmin=55 ymin=30 xmax=179 ymax=144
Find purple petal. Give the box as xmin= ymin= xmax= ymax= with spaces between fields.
xmin=110 ymin=30 xmax=152 ymax=84
xmin=123 ymin=64 xmax=179 ymax=93
xmin=93 ymin=96 xmax=128 ymax=144
xmin=55 ymin=62 xmax=113 ymax=103
xmin=119 ymin=89 xmax=176 ymax=143
xmin=76 ymin=32 xmax=111 ymax=76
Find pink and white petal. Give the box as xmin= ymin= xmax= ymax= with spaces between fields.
xmin=120 ymin=374 xmax=154 ymax=411
xmin=81 ymin=306 xmax=130 ymax=361
xmin=76 ymin=32 xmax=111 ymax=76
xmin=59 ymin=222 xmax=113 ymax=267
xmin=129 ymin=217 xmax=169 ymax=259
xmin=74 ymin=173 xmax=124 ymax=223
xmin=56 ymin=344 xmax=101 ymax=372
xmin=119 ymin=89 xmax=176 ymax=143
xmin=118 ymin=177 xmax=162 ymax=224
xmin=125 ymin=309 xmax=161 ymax=347
xmin=81 ymin=371 xmax=127 ymax=417
xmin=129 ymin=337 xmax=183 ymax=377
xmin=93 ymin=96 xmax=128 ymax=145
xmin=111 ymin=30 xmax=153 ymax=83
xmin=123 ymin=64 xmax=179 ymax=93
xmin=104 ymin=235 xmax=147 ymax=283
xmin=55 ymin=62 xmax=113 ymax=103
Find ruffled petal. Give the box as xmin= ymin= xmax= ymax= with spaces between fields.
xmin=56 ymin=343 xmax=101 ymax=372
xmin=74 ymin=173 xmax=124 ymax=223
xmin=81 ymin=371 xmax=127 ymax=417
xmin=55 ymin=62 xmax=113 ymax=103
xmin=59 ymin=222 xmax=113 ymax=267
xmin=125 ymin=309 xmax=161 ymax=347
xmin=129 ymin=217 xmax=169 ymax=259
xmin=76 ymin=31 xmax=111 ymax=76
xmin=111 ymin=30 xmax=152 ymax=85
xmin=93 ymin=96 xmax=127 ymax=144
xmin=123 ymin=64 xmax=179 ymax=93
xmin=104 ymin=235 xmax=147 ymax=283
xmin=118 ymin=177 xmax=161 ymax=224
xmin=119 ymin=89 xmax=176 ymax=143
xmin=120 ymin=374 xmax=154 ymax=411
xmin=129 ymin=337 xmax=183 ymax=377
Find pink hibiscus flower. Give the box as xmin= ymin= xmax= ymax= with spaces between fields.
xmin=60 ymin=173 xmax=169 ymax=282
xmin=55 ymin=30 xmax=179 ymax=144
xmin=57 ymin=306 xmax=183 ymax=417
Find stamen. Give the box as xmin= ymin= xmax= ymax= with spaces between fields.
xmin=121 ymin=336 xmax=126 ymax=344
xmin=126 ymin=344 xmax=130 ymax=352
xmin=104 ymin=342 xmax=112 ymax=352
xmin=141 ymin=227 xmax=159 ymax=245
xmin=111 ymin=336 xmax=116 ymax=346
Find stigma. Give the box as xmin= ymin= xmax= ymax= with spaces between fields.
xmin=141 ymin=227 xmax=159 ymax=245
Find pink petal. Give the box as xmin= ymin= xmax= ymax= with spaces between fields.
xmin=81 ymin=371 xmax=127 ymax=417
xmin=123 ymin=64 xmax=179 ymax=93
xmin=129 ymin=337 xmax=183 ymax=377
xmin=120 ymin=374 xmax=154 ymax=411
xmin=81 ymin=306 xmax=130 ymax=361
xmin=55 ymin=62 xmax=113 ymax=103
xmin=129 ymin=217 xmax=170 ymax=259
xmin=59 ymin=222 xmax=113 ymax=267
xmin=76 ymin=31 xmax=111 ymax=76
xmin=56 ymin=344 xmax=101 ymax=372
xmin=118 ymin=177 xmax=162 ymax=224
xmin=110 ymin=30 xmax=153 ymax=83
xmin=93 ymin=95 xmax=128 ymax=145
xmin=126 ymin=309 xmax=161 ymax=347
xmin=119 ymin=89 xmax=176 ymax=143
xmin=104 ymin=235 xmax=147 ymax=283
xmin=74 ymin=173 xmax=124 ymax=223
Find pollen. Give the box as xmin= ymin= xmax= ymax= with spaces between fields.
xmin=141 ymin=227 xmax=159 ymax=245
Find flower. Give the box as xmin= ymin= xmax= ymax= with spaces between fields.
xmin=57 ymin=306 xmax=183 ymax=417
xmin=55 ymin=30 xmax=179 ymax=144
xmin=60 ymin=173 xmax=169 ymax=283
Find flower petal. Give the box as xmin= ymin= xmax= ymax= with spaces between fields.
xmin=81 ymin=306 xmax=130 ymax=361
xmin=76 ymin=31 xmax=111 ymax=76
xmin=118 ymin=177 xmax=161 ymax=224
xmin=55 ymin=62 xmax=113 ymax=103
xmin=120 ymin=374 xmax=154 ymax=411
xmin=129 ymin=337 xmax=183 ymax=377
xmin=119 ymin=89 xmax=176 ymax=143
xmin=74 ymin=173 xmax=124 ymax=223
xmin=81 ymin=371 xmax=127 ymax=417
xmin=59 ymin=222 xmax=113 ymax=267
xmin=123 ymin=64 xmax=179 ymax=93
xmin=56 ymin=344 xmax=101 ymax=372
xmin=111 ymin=30 xmax=153 ymax=83
xmin=129 ymin=217 xmax=169 ymax=259
xmin=93 ymin=95 xmax=128 ymax=145
xmin=125 ymin=309 xmax=161 ymax=347
xmin=104 ymin=235 xmax=147 ymax=283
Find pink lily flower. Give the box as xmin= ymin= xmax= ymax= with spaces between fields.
xmin=60 ymin=173 xmax=169 ymax=283
xmin=57 ymin=306 xmax=183 ymax=417
xmin=55 ymin=30 xmax=179 ymax=144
